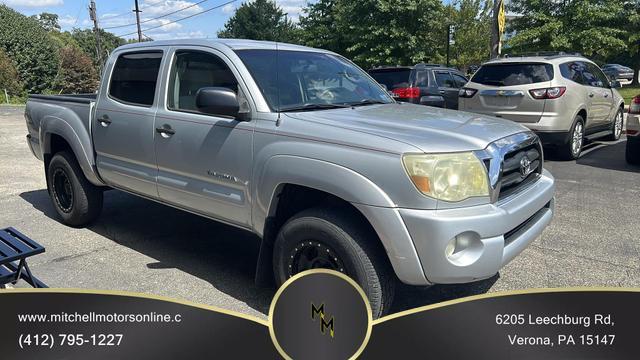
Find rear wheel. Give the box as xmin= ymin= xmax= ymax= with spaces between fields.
xmin=47 ymin=151 xmax=103 ymax=227
xmin=604 ymin=108 xmax=624 ymax=141
xmin=558 ymin=116 xmax=584 ymax=160
xmin=627 ymin=137 xmax=640 ymax=165
xmin=273 ymin=207 xmax=395 ymax=318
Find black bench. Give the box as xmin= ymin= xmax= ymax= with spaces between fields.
xmin=0 ymin=227 xmax=47 ymax=288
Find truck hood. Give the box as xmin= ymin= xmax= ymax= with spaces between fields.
xmin=285 ymin=103 xmax=532 ymax=153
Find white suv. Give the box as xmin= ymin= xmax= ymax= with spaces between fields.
xmin=459 ymin=54 xmax=625 ymax=159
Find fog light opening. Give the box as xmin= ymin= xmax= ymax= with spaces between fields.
xmin=445 ymin=232 xmax=483 ymax=266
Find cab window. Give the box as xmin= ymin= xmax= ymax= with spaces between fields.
xmin=109 ymin=51 xmax=163 ymax=106
xmin=167 ymin=50 xmax=240 ymax=114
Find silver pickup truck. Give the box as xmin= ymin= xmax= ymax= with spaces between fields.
xmin=25 ymin=39 xmax=555 ymax=317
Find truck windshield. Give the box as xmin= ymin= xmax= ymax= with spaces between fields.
xmin=235 ymin=49 xmax=393 ymax=112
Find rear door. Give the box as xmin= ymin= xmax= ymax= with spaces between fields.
xmin=153 ymin=47 xmax=254 ymax=228
xmin=93 ymin=50 xmax=164 ymax=198
xmin=462 ymin=62 xmax=553 ymax=123
xmin=433 ymin=70 xmax=459 ymax=109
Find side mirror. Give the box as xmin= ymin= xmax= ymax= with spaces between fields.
xmin=195 ymin=87 xmax=240 ymax=118
xmin=610 ymin=80 xmax=622 ymax=89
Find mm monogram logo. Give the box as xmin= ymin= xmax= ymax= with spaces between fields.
xmin=311 ymin=303 xmax=335 ymax=338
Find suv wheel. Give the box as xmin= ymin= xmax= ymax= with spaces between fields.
xmin=627 ymin=137 xmax=640 ymax=165
xmin=559 ymin=116 xmax=584 ymax=160
xmin=47 ymin=151 xmax=103 ymax=227
xmin=273 ymin=207 xmax=395 ymax=318
xmin=604 ymin=108 xmax=624 ymax=141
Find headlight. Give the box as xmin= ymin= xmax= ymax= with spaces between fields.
xmin=402 ymin=152 xmax=489 ymax=202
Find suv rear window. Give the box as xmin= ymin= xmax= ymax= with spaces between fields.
xmin=471 ymin=63 xmax=553 ymax=86
xmin=369 ymin=69 xmax=412 ymax=90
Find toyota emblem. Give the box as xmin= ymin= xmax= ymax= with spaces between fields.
xmin=520 ymin=155 xmax=532 ymax=177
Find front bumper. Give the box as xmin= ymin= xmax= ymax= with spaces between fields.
xmin=399 ymin=169 xmax=555 ymax=284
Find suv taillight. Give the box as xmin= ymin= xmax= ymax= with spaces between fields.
xmin=629 ymin=96 xmax=640 ymax=114
xmin=458 ymin=88 xmax=478 ymax=98
xmin=529 ymin=86 xmax=566 ymax=100
xmin=392 ymin=87 xmax=420 ymax=99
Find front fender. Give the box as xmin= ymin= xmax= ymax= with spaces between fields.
xmin=253 ymin=155 xmax=429 ymax=285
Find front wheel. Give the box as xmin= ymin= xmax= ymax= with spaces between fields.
xmin=47 ymin=151 xmax=103 ymax=227
xmin=273 ymin=207 xmax=395 ymax=318
xmin=604 ymin=108 xmax=624 ymax=141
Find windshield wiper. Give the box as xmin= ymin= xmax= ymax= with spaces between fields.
xmin=347 ymin=99 xmax=390 ymax=107
xmin=279 ymin=103 xmax=351 ymax=112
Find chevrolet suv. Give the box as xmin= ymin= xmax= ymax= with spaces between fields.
xmin=459 ymin=55 xmax=625 ymax=159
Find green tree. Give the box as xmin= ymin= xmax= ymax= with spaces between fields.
xmin=506 ymin=0 xmax=627 ymax=62
xmin=299 ymin=0 xmax=447 ymax=69
xmin=449 ymin=0 xmax=492 ymax=72
xmin=217 ymin=0 xmax=298 ymax=42
xmin=0 ymin=48 xmax=23 ymax=98
xmin=623 ymin=0 xmax=640 ymax=85
xmin=71 ymin=28 xmax=126 ymax=67
xmin=0 ymin=5 xmax=59 ymax=93
xmin=34 ymin=12 xmax=61 ymax=32
xmin=54 ymin=46 xmax=99 ymax=94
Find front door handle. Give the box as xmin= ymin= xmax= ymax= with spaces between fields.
xmin=98 ymin=114 xmax=111 ymax=127
xmin=439 ymin=90 xmax=446 ymax=94
xmin=155 ymin=125 xmax=175 ymax=138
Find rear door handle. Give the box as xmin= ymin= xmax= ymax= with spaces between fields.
xmin=439 ymin=90 xmax=446 ymax=94
xmin=155 ymin=125 xmax=175 ymax=138
xmin=588 ymin=93 xmax=594 ymax=98
xmin=98 ymin=114 xmax=111 ymax=126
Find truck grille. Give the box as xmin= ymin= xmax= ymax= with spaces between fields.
xmin=498 ymin=143 xmax=542 ymax=200
xmin=479 ymin=132 xmax=543 ymax=203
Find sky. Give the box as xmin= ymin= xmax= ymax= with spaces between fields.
xmin=0 ymin=0 xmax=313 ymax=40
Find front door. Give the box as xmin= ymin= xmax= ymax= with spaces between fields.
xmin=154 ymin=47 xmax=254 ymax=228
xmin=93 ymin=50 xmax=164 ymax=198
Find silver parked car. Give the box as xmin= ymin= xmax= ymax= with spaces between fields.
xmin=459 ymin=55 xmax=625 ymax=159
xmin=24 ymin=39 xmax=555 ymax=317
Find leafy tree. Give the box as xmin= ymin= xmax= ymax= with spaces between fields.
xmin=0 ymin=5 xmax=59 ymax=93
xmin=54 ymin=46 xmax=99 ymax=94
xmin=34 ymin=12 xmax=61 ymax=32
xmin=299 ymin=0 xmax=447 ymax=69
xmin=217 ymin=0 xmax=298 ymax=42
xmin=71 ymin=28 xmax=126 ymax=68
xmin=623 ymin=0 xmax=640 ymax=85
xmin=0 ymin=48 xmax=23 ymax=98
xmin=506 ymin=0 xmax=627 ymax=62
xmin=298 ymin=0 xmax=347 ymax=54
xmin=448 ymin=0 xmax=492 ymax=72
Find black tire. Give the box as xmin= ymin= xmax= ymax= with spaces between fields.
xmin=558 ymin=115 xmax=585 ymax=160
xmin=603 ymin=107 xmax=624 ymax=141
xmin=273 ymin=207 xmax=395 ymax=318
xmin=626 ymin=138 xmax=640 ymax=165
xmin=47 ymin=151 xmax=103 ymax=227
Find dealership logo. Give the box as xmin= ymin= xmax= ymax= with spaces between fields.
xmin=311 ymin=303 xmax=335 ymax=338
xmin=519 ymin=155 xmax=532 ymax=177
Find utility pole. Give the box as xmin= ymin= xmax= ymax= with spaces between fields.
xmin=134 ymin=0 xmax=143 ymax=42
xmin=89 ymin=0 xmax=103 ymax=66
xmin=446 ymin=24 xmax=453 ymax=68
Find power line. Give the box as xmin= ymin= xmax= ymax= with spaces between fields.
xmin=116 ymin=0 xmax=237 ymax=37
xmin=104 ymin=0 xmax=210 ymax=30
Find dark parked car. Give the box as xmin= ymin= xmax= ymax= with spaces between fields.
xmin=602 ymin=64 xmax=635 ymax=81
xmin=368 ymin=64 xmax=468 ymax=109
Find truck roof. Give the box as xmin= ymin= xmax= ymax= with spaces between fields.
xmin=115 ymin=38 xmax=329 ymax=53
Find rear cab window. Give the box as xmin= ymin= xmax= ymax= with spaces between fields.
xmin=109 ymin=51 xmax=163 ymax=106
xmin=471 ymin=63 xmax=554 ymax=86
xmin=368 ymin=68 xmax=413 ymax=90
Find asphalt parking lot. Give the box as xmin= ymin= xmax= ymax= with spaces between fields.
xmin=1 ymin=105 xmax=639 ymax=319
